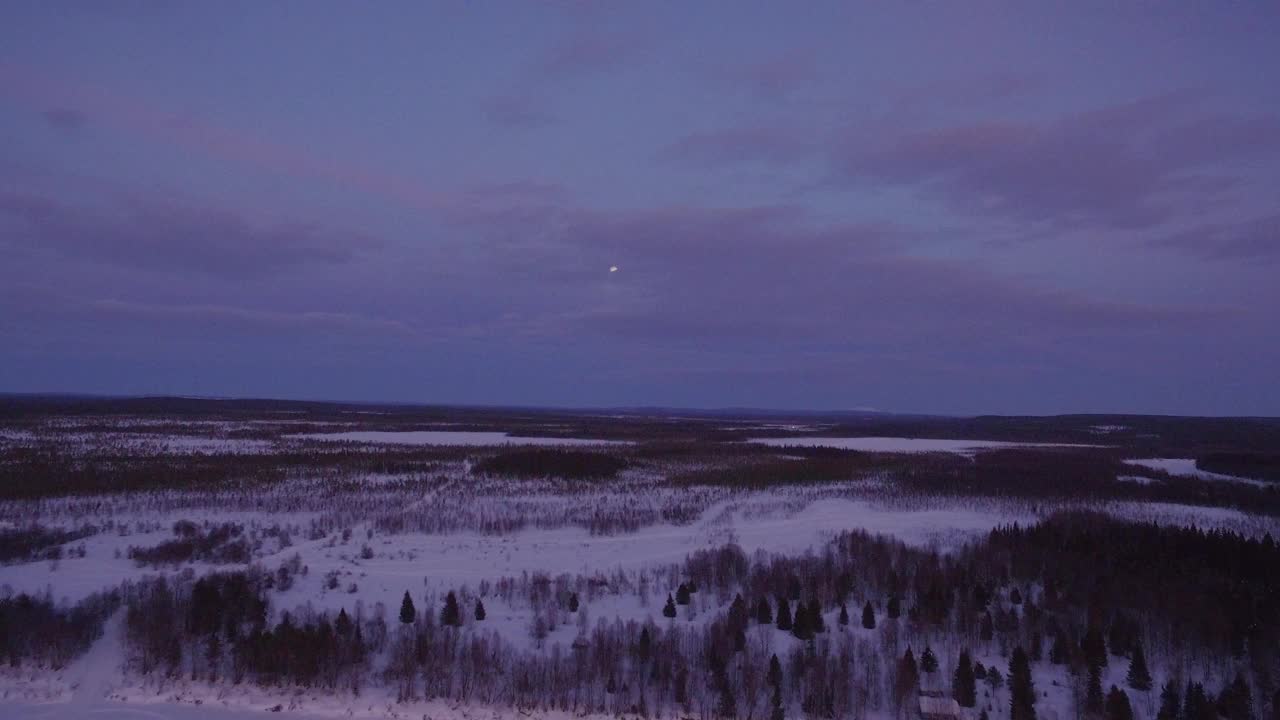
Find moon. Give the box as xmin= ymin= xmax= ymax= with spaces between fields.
xmin=609 ymin=265 xmax=619 ymax=273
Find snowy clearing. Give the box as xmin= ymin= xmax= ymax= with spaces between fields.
xmin=1123 ymin=458 xmax=1268 ymax=487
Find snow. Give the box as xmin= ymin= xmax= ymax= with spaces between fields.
xmin=748 ymin=436 xmax=1101 ymax=454
xmin=1124 ymin=458 xmax=1268 ymax=487
xmin=288 ymin=431 xmax=628 ymax=446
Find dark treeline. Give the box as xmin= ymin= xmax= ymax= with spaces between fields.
xmin=1196 ymin=454 xmax=1280 ymax=483
xmin=472 ymin=449 xmax=629 ymax=480
xmin=896 ymin=450 xmax=1280 ymax=517
xmin=0 ymin=442 xmax=467 ymax=500
xmin=128 ymin=521 xmax=251 ymax=566
xmin=0 ymin=589 xmax=120 ymax=668
xmin=108 ymin=513 xmax=1279 ymax=720
xmin=0 ymin=523 xmax=96 ymax=563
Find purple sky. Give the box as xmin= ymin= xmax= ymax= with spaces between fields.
xmin=2 ymin=2 xmax=1278 ymax=415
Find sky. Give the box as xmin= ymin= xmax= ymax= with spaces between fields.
xmin=1 ymin=2 xmax=1278 ymax=416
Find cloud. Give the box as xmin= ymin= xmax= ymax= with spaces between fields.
xmin=836 ymin=93 xmax=1280 ymax=231
xmin=536 ymin=30 xmax=641 ymax=78
xmin=88 ymin=299 xmax=414 ymax=337
xmin=478 ymin=94 xmax=555 ymax=129
xmin=0 ymin=189 xmax=377 ymax=277
xmin=1153 ymin=213 xmax=1280 ymax=262
xmin=714 ymin=50 xmax=819 ymax=101
xmin=41 ymin=107 xmax=88 ymax=133
xmin=658 ymin=126 xmax=817 ymax=167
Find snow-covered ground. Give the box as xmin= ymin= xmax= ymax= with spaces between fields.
xmin=288 ymin=431 xmax=628 ymax=446
xmin=1123 ymin=458 xmax=1268 ymax=487
xmin=748 ymin=437 xmax=1101 ymax=454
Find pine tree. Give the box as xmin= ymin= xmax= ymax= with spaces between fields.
xmin=568 ymin=593 xmax=579 ymax=612
xmin=1221 ymin=673 xmax=1254 ymax=720
xmin=663 ymin=594 xmax=678 ymax=618
xmin=1050 ymin=630 xmax=1069 ymax=665
xmin=474 ymin=599 xmax=486 ymax=621
xmin=791 ymin=602 xmax=812 ymax=640
xmin=888 ymin=596 xmax=901 ymax=619
xmin=1082 ymin=626 xmax=1108 ymax=669
xmin=398 ymin=591 xmax=416 ymax=625
xmin=1106 ymin=686 xmax=1134 ymax=720
xmin=838 ymin=603 xmax=849 ymax=626
xmin=441 ymin=591 xmax=462 ymax=627
xmin=776 ymin=597 xmax=793 ymax=631
xmin=638 ymin=626 xmax=652 ymax=663
xmin=808 ymin=599 xmax=825 ymax=633
xmin=980 ymin=711 xmax=990 ymax=720
xmin=980 ymin=612 xmax=994 ymax=642
xmin=771 ymin=683 xmax=785 ymax=720
xmin=1087 ymin=665 xmax=1104 ymax=714
xmin=335 ymin=607 xmax=352 ymax=637
xmin=756 ymin=597 xmax=773 ymax=625
xmin=1126 ymin=641 xmax=1152 ymax=691
xmin=1156 ymin=681 xmax=1181 ymax=720
xmin=896 ymin=648 xmax=920 ymax=708
xmin=676 ymin=583 xmax=691 ymax=605
xmin=954 ymin=649 xmax=977 ymax=708
xmin=861 ymin=601 xmax=875 ymax=629
xmin=768 ymin=654 xmax=783 ymax=688
xmin=922 ymin=645 xmax=939 ymax=673
xmin=1009 ymin=646 xmax=1037 ymax=720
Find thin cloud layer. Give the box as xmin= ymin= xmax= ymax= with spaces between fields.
xmin=1 ymin=3 xmax=1278 ymax=414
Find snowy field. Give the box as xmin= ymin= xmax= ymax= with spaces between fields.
xmin=1123 ymin=458 xmax=1268 ymax=487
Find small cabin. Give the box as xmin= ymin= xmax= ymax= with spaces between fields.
xmin=918 ymin=690 xmax=962 ymax=720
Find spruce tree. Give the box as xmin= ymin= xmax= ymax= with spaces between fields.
xmin=474 ymin=599 xmax=486 ymax=622
xmin=1009 ymin=646 xmax=1037 ymax=720
xmin=1087 ymin=665 xmax=1104 ymax=714
xmin=838 ymin=603 xmax=849 ymax=626
xmin=676 ymin=583 xmax=691 ymax=605
xmin=398 ymin=591 xmax=416 ymax=625
xmin=862 ymin=601 xmax=876 ymax=629
xmin=776 ymin=597 xmax=793 ymax=631
xmin=663 ymin=594 xmax=678 ymax=618
xmin=1106 ymin=686 xmax=1134 ymax=720
xmin=441 ymin=591 xmax=462 ymax=627
xmin=638 ymin=626 xmax=652 ymax=663
xmin=568 ymin=593 xmax=579 ymax=612
xmin=808 ymin=599 xmax=825 ymax=633
xmin=980 ymin=612 xmax=994 ymax=642
xmin=954 ymin=649 xmax=977 ymax=708
xmin=1221 ymin=673 xmax=1253 ymax=720
xmin=768 ymin=654 xmax=783 ymax=688
xmin=1126 ymin=640 xmax=1152 ymax=691
xmin=1082 ymin=626 xmax=1108 ymax=669
xmin=1185 ymin=682 xmax=1211 ymax=720
xmin=756 ymin=597 xmax=773 ymax=625
xmin=888 ymin=596 xmax=901 ymax=619
xmin=791 ymin=602 xmax=812 ymax=640
xmin=1050 ymin=630 xmax=1069 ymax=664
xmin=1156 ymin=681 xmax=1181 ymax=720
xmin=771 ymin=683 xmax=785 ymax=720
xmin=922 ymin=645 xmax=939 ymax=673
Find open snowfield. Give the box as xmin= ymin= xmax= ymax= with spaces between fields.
xmin=1123 ymin=458 xmax=1268 ymax=487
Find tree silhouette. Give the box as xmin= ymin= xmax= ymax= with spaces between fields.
xmin=474 ymin=599 xmax=486 ymax=622
xmin=862 ymin=601 xmax=875 ymax=629
xmin=663 ymin=594 xmax=677 ymax=618
xmin=441 ymin=591 xmax=462 ymax=627
xmin=1126 ymin=640 xmax=1152 ymax=691
xmin=1009 ymin=646 xmax=1037 ymax=720
xmin=953 ymin=649 xmax=977 ymax=707
xmin=398 ymin=591 xmax=416 ymax=625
